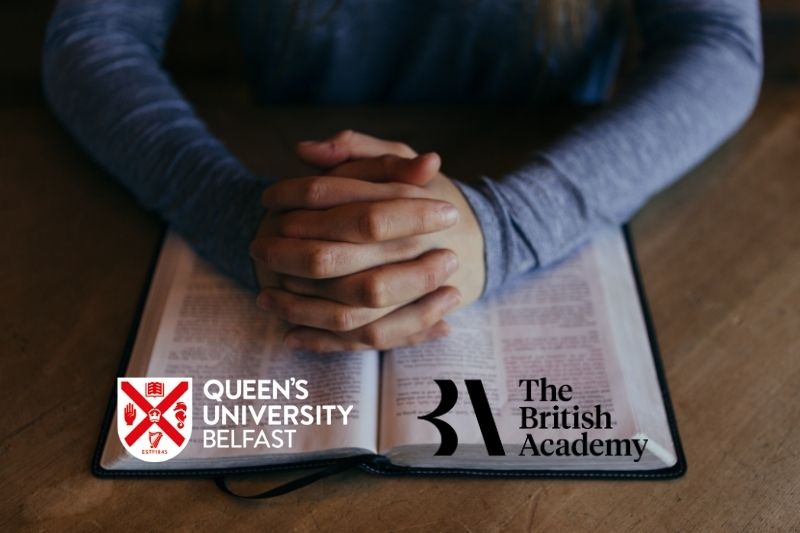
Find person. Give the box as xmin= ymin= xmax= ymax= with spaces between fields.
xmin=42 ymin=0 xmax=762 ymax=352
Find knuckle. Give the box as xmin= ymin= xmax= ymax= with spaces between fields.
xmin=418 ymin=205 xmax=440 ymax=232
xmin=331 ymin=309 xmax=357 ymax=332
xmin=302 ymin=177 xmax=327 ymax=206
xmin=422 ymin=264 xmax=441 ymax=293
xmin=357 ymin=207 xmax=387 ymax=241
xmin=422 ymin=202 xmax=457 ymax=232
xmin=306 ymin=245 xmax=336 ymax=278
xmin=359 ymin=325 xmax=386 ymax=349
xmin=361 ymin=276 xmax=388 ymax=308
xmin=255 ymin=239 xmax=278 ymax=268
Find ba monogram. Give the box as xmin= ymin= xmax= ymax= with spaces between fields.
xmin=417 ymin=379 xmax=505 ymax=456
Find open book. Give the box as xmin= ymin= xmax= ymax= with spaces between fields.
xmin=96 ymin=228 xmax=684 ymax=478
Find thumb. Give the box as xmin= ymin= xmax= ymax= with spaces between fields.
xmin=296 ymin=130 xmax=418 ymax=169
xmin=327 ymin=153 xmax=441 ymax=187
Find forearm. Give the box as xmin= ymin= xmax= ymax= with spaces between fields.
xmin=43 ymin=0 xmax=270 ymax=289
xmin=463 ymin=0 xmax=763 ymax=295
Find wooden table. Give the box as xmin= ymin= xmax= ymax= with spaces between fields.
xmin=2 ymin=83 xmax=799 ymax=531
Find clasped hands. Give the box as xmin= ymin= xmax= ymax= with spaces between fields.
xmin=250 ymin=130 xmax=485 ymax=352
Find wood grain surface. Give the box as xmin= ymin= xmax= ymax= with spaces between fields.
xmin=1 ymin=84 xmax=799 ymax=531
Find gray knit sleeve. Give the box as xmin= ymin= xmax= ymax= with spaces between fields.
xmin=460 ymin=0 xmax=762 ymax=295
xmin=42 ymin=0 xmax=271 ymax=290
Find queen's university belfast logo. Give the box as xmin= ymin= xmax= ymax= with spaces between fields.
xmin=117 ymin=378 xmax=193 ymax=462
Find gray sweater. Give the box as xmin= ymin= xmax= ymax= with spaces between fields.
xmin=42 ymin=0 xmax=763 ymax=296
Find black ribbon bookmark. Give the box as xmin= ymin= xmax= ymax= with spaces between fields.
xmin=214 ymin=455 xmax=372 ymax=499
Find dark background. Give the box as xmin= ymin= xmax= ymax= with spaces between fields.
xmin=2 ymin=0 xmax=799 ymax=108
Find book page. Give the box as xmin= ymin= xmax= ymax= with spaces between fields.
xmin=379 ymin=228 xmax=676 ymax=470
xmin=101 ymin=233 xmax=379 ymax=470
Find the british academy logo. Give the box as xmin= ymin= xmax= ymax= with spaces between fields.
xmin=117 ymin=378 xmax=192 ymax=462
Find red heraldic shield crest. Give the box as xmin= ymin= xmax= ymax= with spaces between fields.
xmin=117 ymin=377 xmax=192 ymax=462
